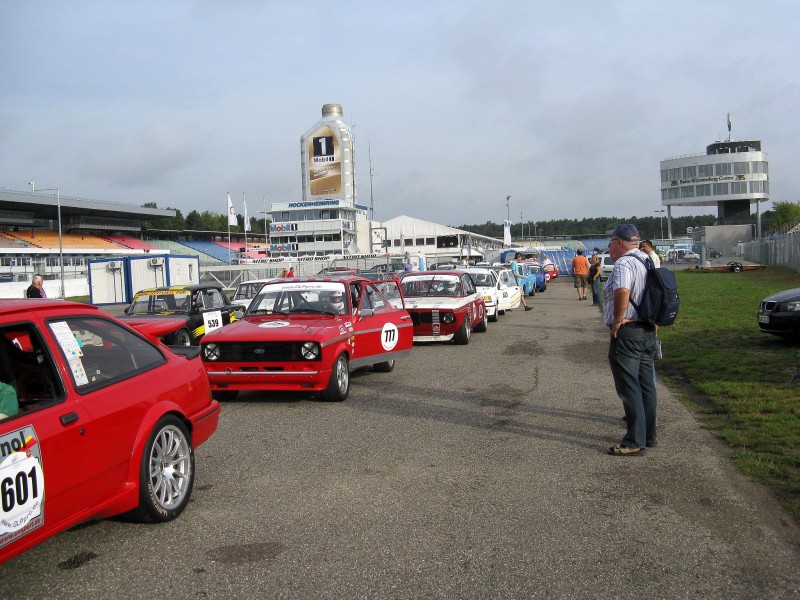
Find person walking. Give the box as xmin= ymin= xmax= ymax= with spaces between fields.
xmin=571 ymin=249 xmax=590 ymax=300
xmin=286 ymin=267 xmax=295 ymax=278
xmin=639 ymin=240 xmax=661 ymax=268
xmin=603 ymin=224 xmax=657 ymax=456
xmin=509 ymin=253 xmax=533 ymax=311
xmin=588 ymin=254 xmax=602 ymax=306
xmin=26 ymin=274 xmax=46 ymax=298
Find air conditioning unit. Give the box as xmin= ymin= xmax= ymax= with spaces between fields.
xmin=106 ymin=261 xmax=122 ymax=270
xmin=149 ymin=257 xmax=165 ymax=267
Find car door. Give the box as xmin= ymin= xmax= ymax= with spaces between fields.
xmin=0 ymin=318 xmax=93 ymax=556
xmin=349 ymin=281 xmax=412 ymax=368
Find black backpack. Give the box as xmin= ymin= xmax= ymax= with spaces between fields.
xmin=629 ymin=256 xmax=679 ymax=326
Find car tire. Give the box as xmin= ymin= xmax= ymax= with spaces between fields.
xmin=474 ymin=309 xmax=488 ymax=333
xmin=489 ymin=310 xmax=498 ymax=323
xmin=173 ymin=328 xmax=192 ymax=346
xmin=454 ymin=318 xmax=471 ymax=345
xmin=130 ymin=415 xmax=194 ymax=523
xmin=212 ymin=390 xmax=239 ymax=401
xmin=374 ymin=358 xmax=395 ymax=373
xmin=323 ymin=354 xmax=350 ymax=401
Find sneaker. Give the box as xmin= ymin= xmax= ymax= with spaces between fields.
xmin=524 ymin=306 xmax=533 ymax=311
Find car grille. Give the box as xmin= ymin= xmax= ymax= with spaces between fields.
xmin=761 ymin=301 xmax=777 ymax=312
xmin=215 ymin=342 xmax=293 ymax=362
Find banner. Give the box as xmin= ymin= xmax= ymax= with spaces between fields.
xmin=243 ymin=198 xmax=251 ymax=232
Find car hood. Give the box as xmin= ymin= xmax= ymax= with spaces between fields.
xmin=404 ymin=297 xmax=474 ymax=310
xmin=201 ymin=314 xmax=345 ymax=342
xmin=763 ymin=288 xmax=800 ymax=303
xmin=119 ymin=315 xmax=191 ymax=338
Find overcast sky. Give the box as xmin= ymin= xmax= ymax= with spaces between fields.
xmin=1 ymin=1 xmax=797 ymax=228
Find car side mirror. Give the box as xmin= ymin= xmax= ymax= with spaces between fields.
xmin=234 ymin=308 xmax=245 ymax=319
xmin=124 ymin=306 xmax=131 ymax=315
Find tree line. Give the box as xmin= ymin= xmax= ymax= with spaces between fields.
xmin=140 ymin=201 xmax=800 ymax=239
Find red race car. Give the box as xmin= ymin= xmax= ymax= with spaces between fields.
xmin=200 ymin=276 xmax=414 ymax=402
xmin=400 ymin=271 xmax=488 ymax=344
xmin=0 ymin=299 xmax=220 ymax=564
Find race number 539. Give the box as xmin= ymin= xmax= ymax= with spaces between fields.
xmin=0 ymin=453 xmax=45 ymax=533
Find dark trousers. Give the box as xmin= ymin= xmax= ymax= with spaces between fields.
xmin=608 ymin=324 xmax=658 ymax=448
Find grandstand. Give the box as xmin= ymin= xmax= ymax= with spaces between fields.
xmin=102 ymin=234 xmax=160 ymax=251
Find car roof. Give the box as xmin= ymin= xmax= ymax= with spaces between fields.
xmin=265 ymin=275 xmax=371 ymax=285
xmin=0 ymin=299 xmax=100 ymax=317
xmin=134 ymin=283 xmax=223 ymax=294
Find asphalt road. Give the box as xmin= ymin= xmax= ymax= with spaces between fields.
xmin=2 ymin=279 xmax=799 ymax=598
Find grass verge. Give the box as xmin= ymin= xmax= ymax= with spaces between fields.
xmin=658 ymin=266 xmax=800 ymax=522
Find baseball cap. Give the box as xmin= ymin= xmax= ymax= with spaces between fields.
xmin=605 ymin=224 xmax=640 ymax=241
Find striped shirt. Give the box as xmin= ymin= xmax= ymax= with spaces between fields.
xmin=603 ymin=249 xmax=649 ymax=326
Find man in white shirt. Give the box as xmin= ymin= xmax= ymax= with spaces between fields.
xmin=639 ymin=240 xmax=661 ymax=268
xmin=604 ymin=224 xmax=658 ymax=456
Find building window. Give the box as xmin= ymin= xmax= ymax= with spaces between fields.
xmin=733 ymin=162 xmax=750 ymax=175
xmin=715 ymin=163 xmax=731 ymax=176
xmin=668 ymin=168 xmax=680 ymax=181
xmin=713 ymin=183 xmax=729 ymax=195
xmin=661 ymin=170 xmax=670 ymax=182
xmin=426 ymin=237 xmax=435 ymax=245
xmin=752 ymin=161 xmax=769 ymax=174
xmin=415 ymin=238 xmax=425 ymax=246
xmin=731 ymin=181 xmax=747 ymax=194
xmin=698 ymin=164 xmax=714 ymax=177
xmin=750 ymin=181 xmax=764 ymax=194
xmin=393 ymin=239 xmax=401 ymax=247
xmin=682 ymin=166 xmax=696 ymax=179
xmin=696 ymin=184 xmax=711 ymax=197
xmin=668 ymin=187 xmax=680 ymax=200
xmin=681 ymin=186 xmax=695 ymax=198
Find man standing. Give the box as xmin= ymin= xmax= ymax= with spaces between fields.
xmin=26 ymin=274 xmax=46 ymax=298
xmin=509 ymin=253 xmax=533 ymax=311
xmin=639 ymin=240 xmax=661 ymax=268
xmin=571 ymin=249 xmax=590 ymax=300
xmin=603 ymin=224 xmax=657 ymax=456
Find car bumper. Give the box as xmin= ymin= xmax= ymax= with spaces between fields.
xmin=189 ymin=400 xmax=221 ymax=447
xmin=758 ymin=312 xmax=800 ymax=335
xmin=413 ymin=333 xmax=455 ymax=342
xmin=205 ymin=363 xmax=331 ymax=393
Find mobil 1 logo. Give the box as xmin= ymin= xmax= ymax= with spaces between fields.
xmin=313 ymin=135 xmax=335 ymax=164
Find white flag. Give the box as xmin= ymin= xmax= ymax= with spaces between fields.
xmin=227 ymin=193 xmax=237 ymax=227
xmin=503 ymin=220 xmax=512 ymax=246
xmin=243 ymin=198 xmax=251 ymax=232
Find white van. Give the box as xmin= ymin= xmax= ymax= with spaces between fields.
xmin=598 ymin=253 xmax=615 ymax=280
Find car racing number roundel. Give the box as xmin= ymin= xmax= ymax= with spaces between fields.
xmin=381 ymin=322 xmax=399 ymax=351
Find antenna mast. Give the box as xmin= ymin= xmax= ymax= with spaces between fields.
xmin=369 ymin=142 xmax=375 ymax=221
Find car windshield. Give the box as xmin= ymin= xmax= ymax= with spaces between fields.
xmin=128 ymin=290 xmax=192 ymax=314
xmin=402 ymin=275 xmax=462 ymax=297
xmin=467 ymin=271 xmax=495 ymax=287
xmin=246 ymin=282 xmax=349 ymax=316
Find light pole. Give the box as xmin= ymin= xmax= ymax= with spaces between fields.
xmin=506 ymin=195 xmax=511 ymax=223
xmin=29 ymin=182 xmax=65 ymax=298
xmin=654 ymin=209 xmax=665 ymax=241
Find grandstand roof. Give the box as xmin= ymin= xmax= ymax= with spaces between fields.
xmin=0 ymin=188 xmax=175 ymax=225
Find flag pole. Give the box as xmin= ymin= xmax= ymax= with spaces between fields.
xmin=243 ymin=192 xmax=248 ymax=260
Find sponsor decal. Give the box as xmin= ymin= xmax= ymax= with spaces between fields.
xmin=258 ymin=321 xmax=291 ymax=328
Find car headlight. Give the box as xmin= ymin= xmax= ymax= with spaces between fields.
xmin=301 ymin=342 xmax=320 ymax=360
xmin=442 ymin=312 xmax=455 ymax=324
xmin=203 ymin=343 xmax=220 ymax=361
xmin=484 ymin=295 xmax=492 ymax=302
xmin=785 ymin=301 xmax=800 ymax=311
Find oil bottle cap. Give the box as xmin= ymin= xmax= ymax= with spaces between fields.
xmin=321 ymin=103 xmax=343 ymax=116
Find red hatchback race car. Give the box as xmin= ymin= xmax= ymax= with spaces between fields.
xmin=400 ymin=271 xmax=488 ymax=344
xmin=200 ymin=276 xmax=414 ymax=402
xmin=0 ymin=299 xmax=220 ymax=564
